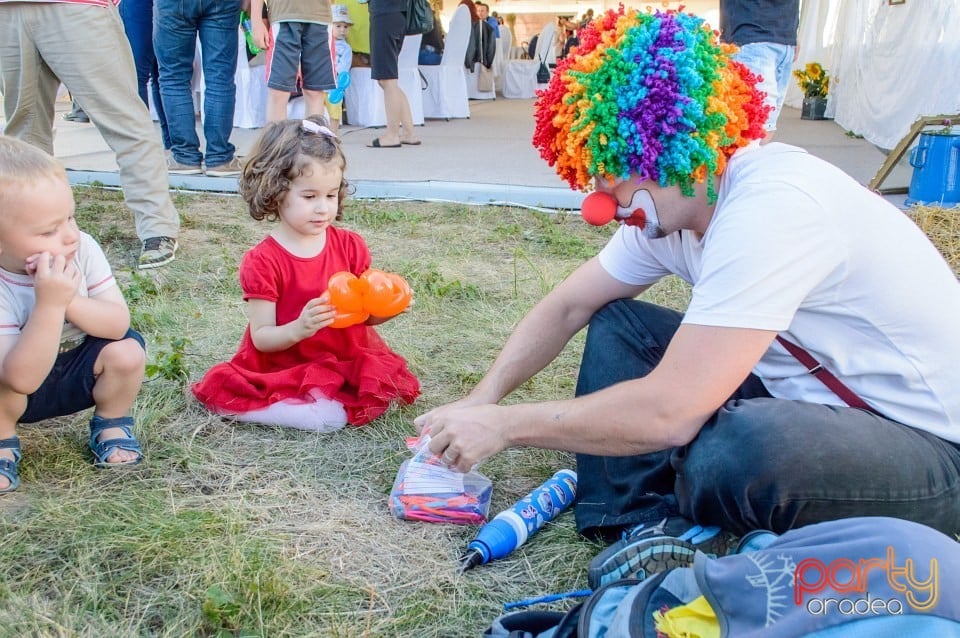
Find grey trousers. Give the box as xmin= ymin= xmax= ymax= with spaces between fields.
xmin=0 ymin=1 xmax=179 ymax=241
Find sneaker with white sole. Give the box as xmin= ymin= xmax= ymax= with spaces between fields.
xmin=138 ymin=236 xmax=178 ymax=270
xmin=586 ymin=516 xmax=737 ymax=590
xmin=166 ymin=156 xmax=202 ymax=175
xmin=205 ymin=157 xmax=243 ymax=177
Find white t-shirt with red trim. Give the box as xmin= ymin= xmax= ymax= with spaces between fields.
xmin=0 ymin=232 xmax=117 ymax=349
xmin=598 ymin=143 xmax=960 ymax=443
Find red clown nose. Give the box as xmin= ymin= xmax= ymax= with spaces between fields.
xmin=580 ymin=192 xmax=618 ymax=226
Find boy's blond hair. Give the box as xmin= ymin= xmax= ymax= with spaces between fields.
xmin=0 ymin=137 xmax=68 ymax=215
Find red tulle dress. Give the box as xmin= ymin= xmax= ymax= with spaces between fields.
xmin=192 ymin=228 xmax=420 ymax=425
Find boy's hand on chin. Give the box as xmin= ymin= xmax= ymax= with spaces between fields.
xmin=30 ymin=252 xmax=80 ymax=307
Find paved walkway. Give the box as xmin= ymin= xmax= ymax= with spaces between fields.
xmin=11 ymin=95 xmax=911 ymax=209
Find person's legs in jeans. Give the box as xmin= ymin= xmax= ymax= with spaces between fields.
xmin=573 ymin=299 xmax=772 ymax=541
xmin=15 ymin=2 xmax=179 ymax=248
xmin=772 ymin=43 xmax=795 ymax=115
xmin=575 ymin=300 xmax=960 ymax=541
xmin=195 ymin=0 xmax=239 ymax=168
xmin=733 ymin=42 xmax=793 ymax=142
xmin=155 ymin=0 xmax=203 ymax=167
xmin=120 ymin=0 xmax=171 ymax=149
xmin=675 ymin=397 xmax=960 ymax=536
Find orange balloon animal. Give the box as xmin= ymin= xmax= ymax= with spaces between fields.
xmin=327 ymin=271 xmax=370 ymax=328
xmin=361 ymin=269 xmax=413 ymax=318
xmin=327 ymin=269 xmax=412 ymax=328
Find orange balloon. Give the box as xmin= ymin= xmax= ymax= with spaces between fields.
xmin=360 ymin=269 xmax=412 ymax=317
xmin=330 ymin=310 xmax=369 ymax=329
xmin=384 ymin=273 xmax=413 ymax=315
xmin=328 ymin=271 xmax=365 ymax=313
xmin=328 ymin=271 xmax=370 ymax=328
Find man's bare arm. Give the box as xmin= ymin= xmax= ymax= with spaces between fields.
xmin=426 ymin=322 xmax=777 ymax=472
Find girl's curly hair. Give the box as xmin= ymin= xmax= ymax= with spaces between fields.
xmin=239 ymin=115 xmax=350 ymax=222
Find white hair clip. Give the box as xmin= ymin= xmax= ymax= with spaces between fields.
xmin=301 ymin=119 xmax=338 ymax=139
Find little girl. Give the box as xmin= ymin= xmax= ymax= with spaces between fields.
xmin=192 ymin=117 xmax=420 ymax=431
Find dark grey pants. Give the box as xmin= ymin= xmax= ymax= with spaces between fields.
xmin=574 ymin=299 xmax=960 ymax=540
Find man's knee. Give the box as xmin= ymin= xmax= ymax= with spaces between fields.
xmin=585 ymin=300 xmax=680 ymax=348
xmin=577 ymin=300 xmax=682 ymax=396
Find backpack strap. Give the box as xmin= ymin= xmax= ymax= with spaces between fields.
xmin=775 ymin=336 xmax=879 ymax=414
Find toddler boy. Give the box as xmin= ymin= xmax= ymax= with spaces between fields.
xmin=327 ymin=4 xmax=354 ymax=133
xmin=251 ymin=0 xmax=336 ymax=122
xmin=0 ymin=138 xmax=146 ymax=493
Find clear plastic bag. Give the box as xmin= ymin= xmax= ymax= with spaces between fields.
xmin=388 ymin=435 xmax=492 ymax=525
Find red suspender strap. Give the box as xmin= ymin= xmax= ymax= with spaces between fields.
xmin=775 ymin=336 xmax=878 ymax=414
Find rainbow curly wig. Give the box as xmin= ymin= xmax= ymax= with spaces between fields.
xmin=533 ymin=7 xmax=771 ymax=201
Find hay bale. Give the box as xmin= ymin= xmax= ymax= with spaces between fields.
xmin=909 ymin=204 xmax=960 ymax=275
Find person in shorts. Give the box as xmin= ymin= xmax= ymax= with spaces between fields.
xmin=367 ymin=0 xmax=420 ymax=147
xmin=720 ymin=0 xmax=800 ymax=142
xmin=0 ymin=138 xmax=147 ymax=494
xmin=250 ymin=0 xmax=337 ymax=122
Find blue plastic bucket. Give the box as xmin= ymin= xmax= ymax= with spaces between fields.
xmin=905 ymin=130 xmax=960 ymax=207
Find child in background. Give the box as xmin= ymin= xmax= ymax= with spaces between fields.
xmin=325 ymin=4 xmax=353 ymax=134
xmin=250 ymin=0 xmax=336 ymax=122
xmin=191 ymin=117 xmax=419 ymax=431
xmin=0 ymin=138 xmax=146 ymax=493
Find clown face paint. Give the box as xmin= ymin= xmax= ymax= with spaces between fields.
xmin=619 ymin=188 xmax=662 ymax=239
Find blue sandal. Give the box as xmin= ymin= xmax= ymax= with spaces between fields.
xmin=0 ymin=435 xmax=21 ymax=493
xmin=89 ymin=416 xmax=143 ymax=467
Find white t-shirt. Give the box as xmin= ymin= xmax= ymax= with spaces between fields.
xmin=599 ymin=143 xmax=960 ymax=443
xmin=0 ymin=232 xmax=117 ymax=349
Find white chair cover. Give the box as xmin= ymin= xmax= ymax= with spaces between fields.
xmin=344 ymin=34 xmax=424 ymax=128
xmin=501 ymin=22 xmax=555 ymax=100
xmin=418 ymin=4 xmax=471 ymax=119
xmin=233 ymin=30 xmax=269 ymax=128
xmin=493 ymin=26 xmax=513 ymax=93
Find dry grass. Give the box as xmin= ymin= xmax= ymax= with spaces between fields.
xmin=909 ymin=203 xmax=960 ymax=272
xmin=1 ymin=185 xmax=682 ymax=637
xmin=3 ymin=187 xmax=952 ymax=636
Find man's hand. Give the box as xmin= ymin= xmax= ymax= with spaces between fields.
xmin=28 ymin=252 xmax=79 ymax=308
xmin=416 ymin=402 xmax=509 ymax=473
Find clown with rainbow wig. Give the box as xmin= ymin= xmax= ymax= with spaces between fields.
xmin=534 ymin=7 xmax=769 ymax=199
xmin=416 ymin=7 xmax=960 ymax=579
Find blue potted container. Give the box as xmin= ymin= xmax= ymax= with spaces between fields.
xmin=905 ymin=124 xmax=960 ymax=207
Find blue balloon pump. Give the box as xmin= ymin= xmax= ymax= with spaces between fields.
xmin=459 ymin=469 xmax=577 ymax=572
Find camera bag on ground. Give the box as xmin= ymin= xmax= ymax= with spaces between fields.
xmin=484 ymin=516 xmax=960 ymax=638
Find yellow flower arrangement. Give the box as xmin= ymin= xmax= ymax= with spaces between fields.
xmin=793 ymin=62 xmax=830 ymax=99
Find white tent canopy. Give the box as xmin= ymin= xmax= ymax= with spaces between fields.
xmin=454 ymin=0 xmax=958 ymax=151
xmin=791 ymin=0 xmax=960 ymax=150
